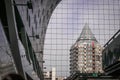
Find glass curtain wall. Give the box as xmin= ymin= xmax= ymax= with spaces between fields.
xmin=44 ymin=0 xmax=120 ymax=78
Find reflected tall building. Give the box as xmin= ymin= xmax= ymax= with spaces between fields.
xmin=70 ymin=24 xmax=103 ymax=75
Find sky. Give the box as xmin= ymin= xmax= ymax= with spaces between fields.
xmin=44 ymin=0 xmax=120 ymax=77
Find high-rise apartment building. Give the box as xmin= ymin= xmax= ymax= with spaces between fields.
xmin=70 ymin=24 xmax=103 ymax=75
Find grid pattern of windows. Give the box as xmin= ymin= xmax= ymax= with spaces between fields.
xmin=43 ymin=0 xmax=120 ymax=78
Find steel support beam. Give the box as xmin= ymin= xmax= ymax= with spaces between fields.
xmin=4 ymin=0 xmax=26 ymax=79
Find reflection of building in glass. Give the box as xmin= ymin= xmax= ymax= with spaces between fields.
xmin=70 ymin=24 xmax=103 ymax=75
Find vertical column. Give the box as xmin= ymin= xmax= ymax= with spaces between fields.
xmin=83 ymin=45 xmax=87 ymax=73
xmin=92 ymin=47 xmax=95 ymax=73
xmin=4 ymin=0 xmax=26 ymax=79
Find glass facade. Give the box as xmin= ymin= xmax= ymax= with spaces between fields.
xmin=44 ymin=0 xmax=120 ymax=78
xmin=0 ymin=0 xmax=120 ymax=79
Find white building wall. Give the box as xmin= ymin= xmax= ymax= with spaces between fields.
xmin=52 ymin=67 xmax=56 ymax=80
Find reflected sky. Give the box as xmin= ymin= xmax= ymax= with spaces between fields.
xmin=44 ymin=0 xmax=120 ymax=77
